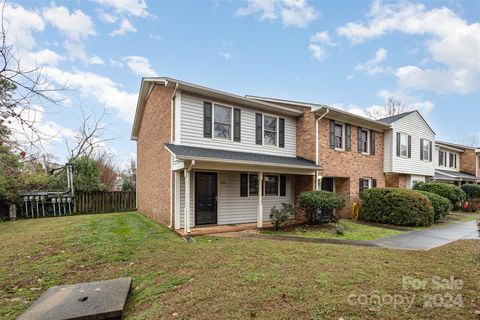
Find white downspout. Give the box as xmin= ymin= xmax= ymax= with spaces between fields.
xmin=315 ymin=108 xmax=329 ymax=190
xmin=257 ymin=172 xmax=263 ymax=228
xmin=184 ymin=160 xmax=195 ymax=235
xmin=168 ymin=82 xmax=179 ymax=229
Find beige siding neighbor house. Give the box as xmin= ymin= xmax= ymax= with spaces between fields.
xmin=132 ymin=77 xmax=319 ymax=234
xmin=432 ymin=141 xmax=480 ymax=185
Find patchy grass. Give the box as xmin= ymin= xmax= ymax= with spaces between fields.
xmin=0 ymin=213 xmax=479 ymax=320
xmin=260 ymin=220 xmax=404 ymax=240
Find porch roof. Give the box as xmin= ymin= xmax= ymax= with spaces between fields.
xmin=165 ymin=144 xmax=321 ymax=170
xmin=434 ymin=169 xmax=478 ymax=181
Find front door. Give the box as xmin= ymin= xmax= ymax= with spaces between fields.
xmin=195 ymin=172 xmax=217 ymax=225
xmin=320 ymin=177 xmax=334 ymax=221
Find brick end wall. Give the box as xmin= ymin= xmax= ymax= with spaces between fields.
xmin=385 ymin=173 xmax=407 ymax=188
xmin=136 ymin=85 xmax=174 ymax=226
xmin=460 ymin=149 xmax=477 ymax=176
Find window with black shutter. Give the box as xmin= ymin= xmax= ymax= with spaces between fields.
xmin=280 ymin=175 xmax=286 ymax=196
xmin=203 ymin=101 xmax=212 ymax=138
xmin=233 ymin=108 xmax=241 ymax=142
xmin=345 ymin=124 xmax=351 ymax=151
xmin=255 ymin=113 xmax=262 ymax=145
xmin=240 ymin=173 xmax=248 ymax=197
xmin=370 ymin=130 xmax=375 ymax=155
xmin=329 ymin=120 xmax=335 ymax=148
xmin=279 ymin=118 xmax=285 ymax=148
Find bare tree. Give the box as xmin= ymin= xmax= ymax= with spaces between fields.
xmin=366 ymin=96 xmax=411 ymax=120
xmin=66 ymin=108 xmax=114 ymax=161
xmin=0 ymin=3 xmax=65 ymax=156
xmin=95 ymin=151 xmax=119 ymax=191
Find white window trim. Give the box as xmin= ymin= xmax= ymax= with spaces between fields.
xmin=360 ymin=177 xmax=372 ymax=192
xmin=263 ymin=174 xmax=280 ymax=196
xmin=360 ymin=128 xmax=370 ymax=154
xmin=212 ymin=103 xmax=234 ymax=141
xmin=334 ymin=122 xmax=345 ymax=151
xmin=399 ymin=132 xmax=409 ymax=158
xmin=438 ymin=150 xmax=447 ymax=167
xmin=422 ymin=139 xmax=431 ymax=162
xmin=262 ymin=113 xmax=279 ymax=148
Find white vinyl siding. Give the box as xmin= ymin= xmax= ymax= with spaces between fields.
xmin=179 ymin=93 xmax=296 ymax=157
xmin=406 ymin=175 xmax=426 ymax=189
xmin=383 ymin=130 xmax=393 ymax=172
xmin=384 ymin=112 xmax=435 ymax=176
xmin=178 ymin=171 xmax=293 ymax=228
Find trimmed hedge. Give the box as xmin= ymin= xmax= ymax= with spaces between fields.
xmin=416 ymin=191 xmax=452 ymax=221
xmin=298 ymin=191 xmax=345 ymax=225
xmin=413 ymin=182 xmax=466 ymax=206
xmin=461 ymin=184 xmax=480 ymax=199
xmin=360 ymin=188 xmax=434 ymax=226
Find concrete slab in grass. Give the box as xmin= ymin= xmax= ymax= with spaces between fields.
xmin=18 ymin=277 xmax=132 ymax=320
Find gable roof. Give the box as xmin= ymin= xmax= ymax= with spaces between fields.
xmin=131 ymin=77 xmax=303 ymax=140
xmin=378 ymin=110 xmax=436 ymax=135
xmin=436 ymin=140 xmax=478 ymax=151
xmin=246 ymin=95 xmax=391 ymax=131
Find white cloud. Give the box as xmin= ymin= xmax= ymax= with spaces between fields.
xmin=219 ymin=51 xmax=233 ymax=60
xmin=237 ymin=0 xmax=318 ymax=28
xmin=43 ymin=6 xmax=96 ymax=41
xmin=25 ymin=49 xmax=63 ymax=67
xmin=337 ymin=0 xmax=480 ymax=94
xmin=377 ymin=89 xmax=434 ymax=113
xmin=355 ymin=47 xmax=388 ymax=75
xmin=308 ymin=31 xmax=334 ymax=61
xmin=122 ymin=56 xmax=157 ymax=77
xmin=97 ymin=10 xmax=118 ymax=23
xmin=94 ymin=0 xmax=149 ymax=17
xmin=3 ymin=3 xmax=45 ymax=49
xmin=110 ymin=18 xmax=137 ymax=36
xmin=45 ymin=67 xmax=138 ymax=122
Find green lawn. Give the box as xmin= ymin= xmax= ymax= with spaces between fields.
xmin=0 ymin=213 xmax=479 ymax=319
xmin=260 ymin=220 xmax=404 ymax=240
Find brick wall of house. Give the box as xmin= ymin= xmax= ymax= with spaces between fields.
xmin=293 ymin=175 xmax=315 ymax=221
xmin=460 ymin=149 xmax=477 ymax=176
xmin=296 ymin=107 xmax=317 ymax=162
xmin=385 ymin=173 xmax=407 ymax=188
xmin=137 ymin=84 xmax=174 ymax=226
xmin=317 ymin=118 xmax=386 ymax=218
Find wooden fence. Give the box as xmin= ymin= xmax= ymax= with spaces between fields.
xmin=74 ymin=191 xmax=136 ymax=214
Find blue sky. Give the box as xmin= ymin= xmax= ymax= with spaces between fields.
xmin=4 ymin=0 xmax=480 ymax=167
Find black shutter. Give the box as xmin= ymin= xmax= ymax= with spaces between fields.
xmin=357 ymin=127 xmax=362 ymax=153
xmin=396 ymin=132 xmax=401 ymax=156
xmin=234 ymin=108 xmax=241 ymax=142
xmin=279 ymin=118 xmax=285 ymax=148
xmin=372 ymin=179 xmax=377 ymax=188
xmin=359 ymin=178 xmax=363 ymax=193
xmin=255 ymin=113 xmax=262 ymax=145
xmin=280 ymin=175 xmax=286 ymax=196
xmin=329 ymin=120 xmax=335 ymax=148
xmin=240 ymin=173 xmax=248 ymax=197
xmin=420 ymin=139 xmax=424 ymax=160
xmin=203 ymin=101 xmax=212 ymax=138
xmin=408 ymin=135 xmax=412 ymax=158
xmin=345 ymin=124 xmax=351 ymax=151
xmin=370 ymin=130 xmax=375 ymax=155
xmin=429 ymin=141 xmax=433 ymax=161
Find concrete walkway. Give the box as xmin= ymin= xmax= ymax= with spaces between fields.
xmin=208 ymin=221 xmax=479 ymax=251
xmin=372 ymin=220 xmax=478 ymax=250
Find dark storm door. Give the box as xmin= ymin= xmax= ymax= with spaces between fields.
xmin=195 ymin=172 xmax=218 ymax=225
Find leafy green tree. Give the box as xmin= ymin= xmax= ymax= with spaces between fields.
xmin=122 ymin=179 xmax=135 ymax=192
xmin=48 ymin=157 xmax=105 ymax=193
xmin=0 ymin=126 xmax=22 ymax=204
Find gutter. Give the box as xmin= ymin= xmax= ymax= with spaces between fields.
xmin=168 ymin=82 xmax=179 ymax=229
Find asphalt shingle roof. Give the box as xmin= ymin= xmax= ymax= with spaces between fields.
xmin=165 ymin=144 xmax=320 ymax=169
xmin=378 ymin=111 xmax=416 ymax=124
xmin=435 ymin=169 xmax=478 ymax=181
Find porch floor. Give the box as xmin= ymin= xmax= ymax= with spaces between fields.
xmin=175 ymin=219 xmax=304 ymax=236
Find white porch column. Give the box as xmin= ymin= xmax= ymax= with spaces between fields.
xmin=257 ymin=172 xmax=263 ymax=228
xmin=184 ymin=169 xmax=191 ymax=235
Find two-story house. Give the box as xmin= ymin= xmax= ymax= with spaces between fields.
xmin=378 ymin=111 xmax=436 ymax=189
xmin=432 ymin=141 xmax=480 ymax=185
xmin=246 ymin=96 xmax=390 ymax=217
xmin=131 ymin=78 xmax=320 ymax=235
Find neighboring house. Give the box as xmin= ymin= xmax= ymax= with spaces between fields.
xmin=247 ymin=96 xmax=390 ymax=217
xmin=378 ymin=111 xmax=436 ymax=189
xmin=432 ymin=141 xmax=480 ymax=185
xmin=131 ymin=77 xmax=319 ymax=234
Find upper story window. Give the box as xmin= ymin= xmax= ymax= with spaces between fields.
xmin=334 ymin=123 xmax=344 ymax=149
xmin=263 ymin=115 xmax=277 ymax=146
xmin=438 ymin=150 xmax=446 ymax=166
xmin=359 ymin=129 xmax=369 ymax=153
xmin=213 ymin=105 xmax=232 ymax=139
xmin=399 ymin=133 xmax=409 ymax=157
xmin=422 ymin=139 xmax=431 ymax=161
xmin=449 ymin=153 xmax=457 ymax=168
